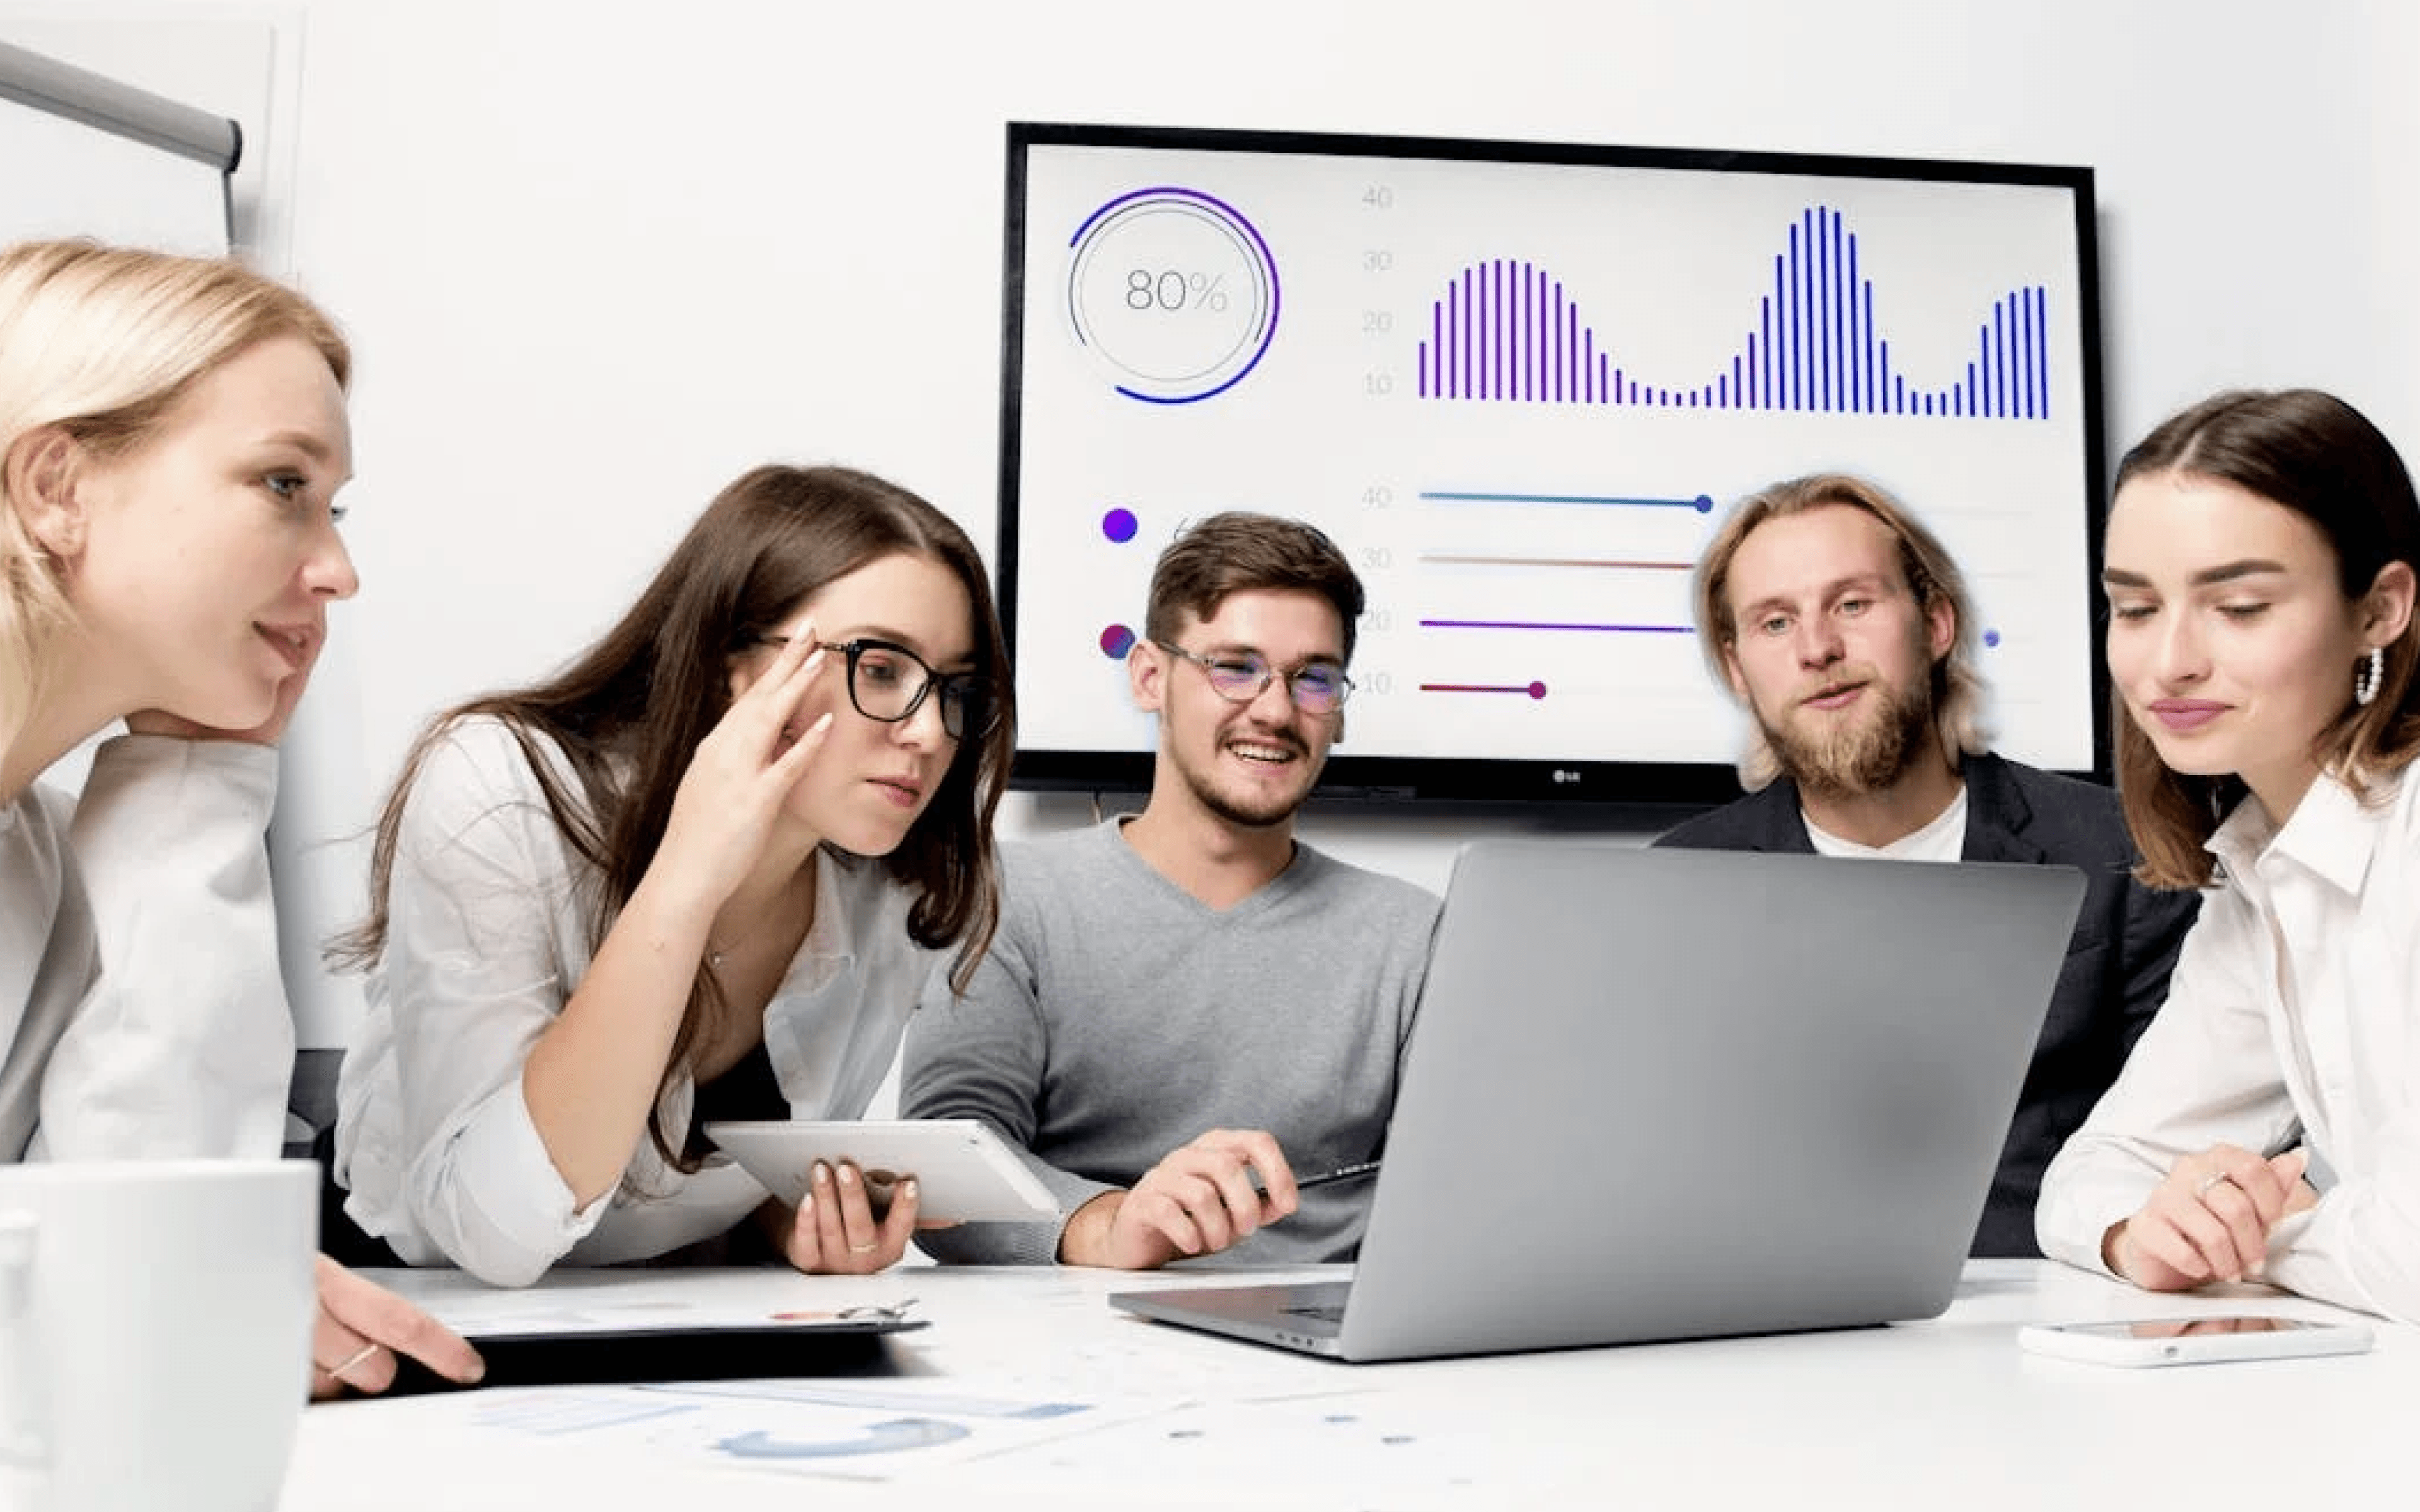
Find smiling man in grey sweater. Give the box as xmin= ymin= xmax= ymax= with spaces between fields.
xmin=902 ymin=513 xmax=1438 ymax=1268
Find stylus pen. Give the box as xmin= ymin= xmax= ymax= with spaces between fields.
xmin=1255 ymin=1159 xmax=1381 ymax=1194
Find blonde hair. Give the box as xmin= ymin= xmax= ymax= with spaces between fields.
xmin=1694 ymin=472 xmax=1991 ymax=790
xmin=0 ymin=239 xmax=349 ymax=757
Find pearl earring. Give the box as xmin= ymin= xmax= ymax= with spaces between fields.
xmin=2355 ymin=646 xmax=2385 ymax=707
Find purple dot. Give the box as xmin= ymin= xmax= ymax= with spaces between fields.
xmin=1526 ymin=681 xmax=1548 ymax=699
xmin=1983 ymin=629 xmax=2002 ymax=648
xmin=1099 ymin=624 xmax=1136 ymax=658
xmin=1102 ymin=508 xmax=1138 ymax=544
xmin=1693 ymin=495 xmax=1714 ymax=513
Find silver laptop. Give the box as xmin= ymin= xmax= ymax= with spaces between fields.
xmin=1112 ymin=841 xmax=2085 ymax=1362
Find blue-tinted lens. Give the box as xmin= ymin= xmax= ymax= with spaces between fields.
xmin=1204 ymin=657 xmax=1271 ymax=699
xmin=1290 ymin=664 xmax=1348 ymax=709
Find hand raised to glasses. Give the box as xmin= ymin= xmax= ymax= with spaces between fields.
xmin=2105 ymin=1143 xmax=2317 ymax=1290
xmin=657 ymin=629 xmax=834 ymax=907
xmin=1059 ymin=1128 xmax=1298 ymax=1270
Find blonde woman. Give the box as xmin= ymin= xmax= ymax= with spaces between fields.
xmin=0 ymin=239 xmax=479 ymax=1395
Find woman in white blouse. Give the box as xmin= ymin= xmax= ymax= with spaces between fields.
xmin=2037 ymin=388 xmax=2420 ymax=1322
xmin=0 ymin=238 xmax=480 ymax=1395
xmin=331 ymin=464 xmax=1013 ymax=1287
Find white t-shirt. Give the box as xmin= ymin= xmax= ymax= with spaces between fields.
xmin=2 ymin=737 xmax=291 ymax=1163
xmin=1802 ymin=785 xmax=1970 ymax=862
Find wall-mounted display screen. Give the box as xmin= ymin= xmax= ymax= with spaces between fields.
xmin=998 ymin=121 xmax=2106 ymax=802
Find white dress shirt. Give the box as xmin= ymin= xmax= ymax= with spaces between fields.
xmin=2037 ymin=767 xmax=2420 ymax=1322
xmin=1 ymin=737 xmax=293 ymax=1164
xmin=335 ymin=716 xmax=942 ymax=1287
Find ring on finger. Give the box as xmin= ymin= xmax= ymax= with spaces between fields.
xmin=2195 ymin=1170 xmax=2235 ymax=1198
xmin=320 ymin=1341 xmax=381 ymax=1383
xmin=848 ymin=1242 xmax=879 ymax=1255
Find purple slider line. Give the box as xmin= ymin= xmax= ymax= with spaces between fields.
xmin=1419 ymin=619 xmax=1693 ymax=634
xmin=1421 ymin=683 xmax=1539 ymax=694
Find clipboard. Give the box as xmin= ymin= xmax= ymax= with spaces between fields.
xmin=378 ymin=1300 xmax=926 ymax=1395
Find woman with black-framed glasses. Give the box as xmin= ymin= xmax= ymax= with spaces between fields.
xmin=326 ymin=465 xmax=1014 ymax=1286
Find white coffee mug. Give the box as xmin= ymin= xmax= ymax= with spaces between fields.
xmin=0 ymin=1159 xmax=316 ymax=1512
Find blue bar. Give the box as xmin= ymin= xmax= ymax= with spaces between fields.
xmin=2036 ymin=287 xmax=2050 ymax=420
xmin=1761 ymin=290 xmax=1775 ymax=409
xmin=2002 ymin=300 xmax=2013 ymax=418
xmin=1828 ymin=209 xmax=1843 ymax=413
xmin=1814 ymin=210 xmax=1830 ymax=412
xmin=1860 ymin=275 xmax=1875 ymax=415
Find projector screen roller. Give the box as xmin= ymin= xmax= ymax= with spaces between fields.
xmin=997 ymin=122 xmax=2107 ymax=804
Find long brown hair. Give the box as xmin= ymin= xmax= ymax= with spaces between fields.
xmin=333 ymin=464 xmax=1013 ymax=1171
xmin=2110 ymin=389 xmax=2420 ymax=888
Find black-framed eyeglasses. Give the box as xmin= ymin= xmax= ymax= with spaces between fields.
xmin=759 ymin=636 xmax=998 ymax=741
xmin=1153 ymin=640 xmax=1354 ymax=714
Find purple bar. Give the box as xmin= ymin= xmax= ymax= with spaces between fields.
xmin=1458 ymin=271 xmax=1470 ymax=399
xmin=1453 ymin=273 xmax=1464 ymax=399
xmin=1597 ymin=352 xmax=1608 ymax=404
xmin=1561 ymin=294 xmax=1574 ymax=404
xmin=1418 ymin=338 xmax=1428 ymax=399
xmin=1817 ymin=209 xmax=1833 ymax=412
xmin=1481 ymin=258 xmax=1500 ymax=401
xmin=1514 ymin=261 xmax=1528 ymax=402
xmin=1584 ymin=330 xmax=1596 ymax=403
xmin=1522 ymin=265 xmax=1535 ymax=402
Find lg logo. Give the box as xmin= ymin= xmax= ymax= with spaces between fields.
xmin=1551 ymin=769 xmax=1582 ymax=785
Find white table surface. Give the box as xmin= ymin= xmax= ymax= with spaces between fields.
xmin=283 ymin=1259 xmax=2407 ymax=1511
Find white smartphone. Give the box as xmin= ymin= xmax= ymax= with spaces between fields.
xmin=703 ymin=1120 xmax=1060 ymax=1225
xmin=2017 ymin=1314 xmax=2375 ymax=1368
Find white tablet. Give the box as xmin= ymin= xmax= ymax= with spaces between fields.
xmin=703 ymin=1120 xmax=1060 ymax=1225
xmin=2017 ymin=1314 xmax=2375 ymax=1368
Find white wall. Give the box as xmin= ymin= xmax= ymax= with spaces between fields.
xmin=6 ymin=0 xmax=2412 ymax=1041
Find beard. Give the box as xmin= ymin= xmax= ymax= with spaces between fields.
xmin=1758 ymin=668 xmax=1936 ymax=801
xmin=1174 ymin=728 xmax=1321 ymax=829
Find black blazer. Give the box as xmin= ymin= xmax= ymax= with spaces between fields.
xmin=1654 ymin=753 xmax=2201 ymax=1257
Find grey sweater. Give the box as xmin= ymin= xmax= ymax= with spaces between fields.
xmin=902 ymin=819 xmax=1438 ymax=1265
